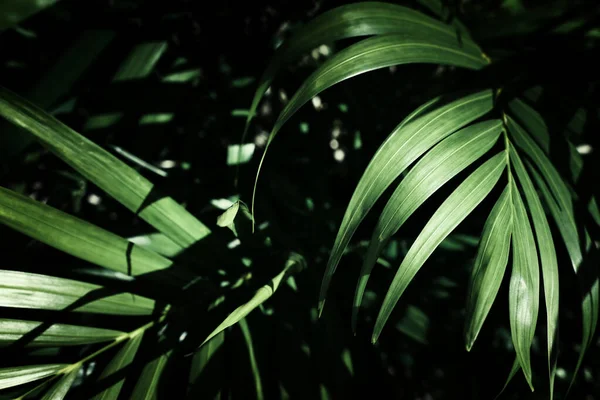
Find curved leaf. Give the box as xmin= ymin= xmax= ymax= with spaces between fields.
xmin=0 ymin=270 xmax=155 ymax=315
xmin=354 ymin=119 xmax=503 ymax=329
xmin=508 ymin=179 xmax=540 ymax=391
xmin=243 ymin=1 xmax=481 ymax=134
xmin=464 ymin=186 xmax=512 ymax=351
xmin=510 ymin=144 xmax=559 ymax=396
xmin=320 ymin=90 xmax=495 ymax=313
xmin=0 ymin=186 xmax=174 ymax=278
xmin=373 ymin=152 xmax=506 ymax=342
xmin=0 ymin=319 xmax=123 ymax=347
xmin=0 ymin=86 xmax=210 ymax=250
xmin=0 ymin=364 xmax=65 ymax=390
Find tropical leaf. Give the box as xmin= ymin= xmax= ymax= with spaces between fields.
xmin=0 ymin=270 xmax=155 ymax=315
xmin=91 ymin=332 xmax=144 ymax=400
xmin=464 ymin=186 xmax=512 ymax=351
xmin=0 ymin=86 xmax=210 ymax=250
xmin=200 ymin=253 xmax=306 ymax=346
xmin=40 ymin=366 xmax=80 ymax=400
xmin=0 ymin=364 xmax=66 ymax=391
xmin=507 ymin=179 xmax=539 ymax=391
xmin=373 ymin=152 xmax=506 ymax=342
xmin=353 ymin=119 xmax=503 ymax=329
xmin=242 ymin=1 xmax=482 ymax=137
xmin=0 ymin=319 xmax=123 ymax=347
xmin=320 ymin=90 xmax=495 ymax=313
xmin=0 ymin=186 xmax=176 ymax=278
xmin=510 ymin=144 xmax=559 ymax=396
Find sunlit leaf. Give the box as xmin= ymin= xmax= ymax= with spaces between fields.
xmin=510 ymin=144 xmax=559 ymax=396
xmin=0 ymin=86 xmax=211 ymax=250
xmin=91 ymin=332 xmax=144 ymax=400
xmin=0 ymin=364 xmax=65 ymax=390
xmin=113 ymin=42 xmax=168 ymax=81
xmin=373 ymin=152 xmax=506 ymax=341
xmin=0 ymin=186 xmax=175 ymax=278
xmin=465 ymin=186 xmax=512 ymax=351
xmin=320 ymin=90 xmax=495 ymax=313
xmin=353 ymin=119 xmax=502 ymax=329
xmin=508 ymin=179 xmax=539 ymax=391
xmin=0 ymin=270 xmax=155 ymax=315
xmin=239 ymin=319 xmax=264 ymax=400
xmin=0 ymin=319 xmax=123 ymax=346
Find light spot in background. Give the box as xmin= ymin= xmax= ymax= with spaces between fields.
xmin=331 ymin=125 xmax=341 ymax=138
xmin=159 ymin=160 xmax=177 ymax=169
xmin=32 ymin=181 xmax=43 ymax=190
xmin=577 ymin=143 xmax=593 ymax=154
xmin=87 ymin=194 xmax=102 ymax=205
xmin=227 ymin=143 xmax=255 ymax=165
xmin=254 ymin=131 xmax=269 ymax=147
xmin=228 ymin=239 xmax=241 ymax=249
xmin=181 ymin=162 xmax=191 ymax=170
xmin=179 ymin=332 xmax=188 ymax=342
xmin=311 ymin=96 xmax=323 ymax=110
xmin=139 ymin=113 xmax=174 ymax=125
xmin=354 ymin=131 xmax=363 ymax=150
xmin=299 ymin=122 xmax=310 ymax=134
xmin=389 ymin=65 xmax=397 ymax=74
xmin=220 ymin=281 xmax=230 ymax=288
xmin=311 ymin=48 xmax=320 ymax=59
xmin=211 ymin=197 xmax=237 ymax=210
xmin=278 ymin=89 xmax=288 ymax=103
xmin=260 ymin=102 xmax=272 ymax=116
xmin=556 ymin=368 xmax=567 ymax=379
xmin=329 ymin=139 xmax=339 ymax=149
xmin=334 ymin=149 xmax=345 ymax=162
xmin=86 ymin=361 xmax=96 ymax=377
xmin=319 ymin=44 xmax=331 ymax=56
xmin=338 ymin=103 xmax=348 ymax=113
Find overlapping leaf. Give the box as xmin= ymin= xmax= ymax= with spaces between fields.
xmin=0 ymin=186 xmax=174 ymax=278
xmin=320 ymin=90 xmax=495 ymax=313
xmin=40 ymin=366 xmax=80 ymax=400
xmin=464 ymin=186 xmax=512 ymax=350
xmin=130 ymin=351 xmax=171 ymax=400
xmin=353 ymin=119 xmax=503 ymax=328
xmin=0 ymin=364 xmax=66 ymax=390
xmin=0 ymin=86 xmax=210 ymax=250
xmin=0 ymin=270 xmax=155 ymax=315
xmin=373 ymin=152 xmax=506 ymax=341
xmin=0 ymin=319 xmax=123 ymax=346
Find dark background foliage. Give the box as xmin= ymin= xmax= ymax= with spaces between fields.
xmin=0 ymin=0 xmax=599 ymax=399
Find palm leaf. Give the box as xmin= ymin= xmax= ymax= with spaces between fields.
xmin=130 ymin=351 xmax=171 ymax=400
xmin=0 ymin=319 xmax=123 ymax=347
xmin=0 ymin=186 xmax=176 ymax=279
xmin=320 ymin=90 xmax=495 ymax=313
xmin=373 ymin=152 xmax=506 ymax=342
xmin=242 ymin=1 xmax=481 ymax=137
xmin=0 ymin=364 xmax=66 ymax=391
xmin=0 ymin=86 xmax=210 ymax=250
xmin=510 ymin=144 xmax=559 ymax=396
xmin=508 ymin=179 xmax=539 ymax=391
xmin=464 ymin=186 xmax=512 ymax=351
xmin=0 ymin=270 xmax=155 ymax=315
xmin=353 ymin=119 xmax=503 ymax=329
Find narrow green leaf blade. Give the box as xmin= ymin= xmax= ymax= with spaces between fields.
xmin=508 ymin=180 xmax=540 ymax=391
xmin=92 ymin=333 xmax=144 ymax=400
xmin=0 ymin=364 xmax=65 ymax=390
xmin=354 ymin=119 xmax=503 ymax=329
xmin=201 ymin=253 xmax=305 ymax=346
xmin=0 ymin=270 xmax=155 ymax=315
xmin=0 ymin=186 xmax=173 ymax=278
xmin=41 ymin=366 xmax=80 ymax=400
xmin=321 ymin=90 xmax=495 ymax=313
xmin=465 ymin=186 xmax=512 ymax=351
xmin=130 ymin=351 xmax=171 ymax=400
xmin=373 ymin=152 xmax=506 ymax=341
xmin=0 ymin=319 xmax=123 ymax=347
xmin=239 ymin=319 xmax=264 ymax=400
xmin=0 ymin=86 xmax=210 ymax=250
xmin=510 ymin=144 xmax=559 ymax=397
